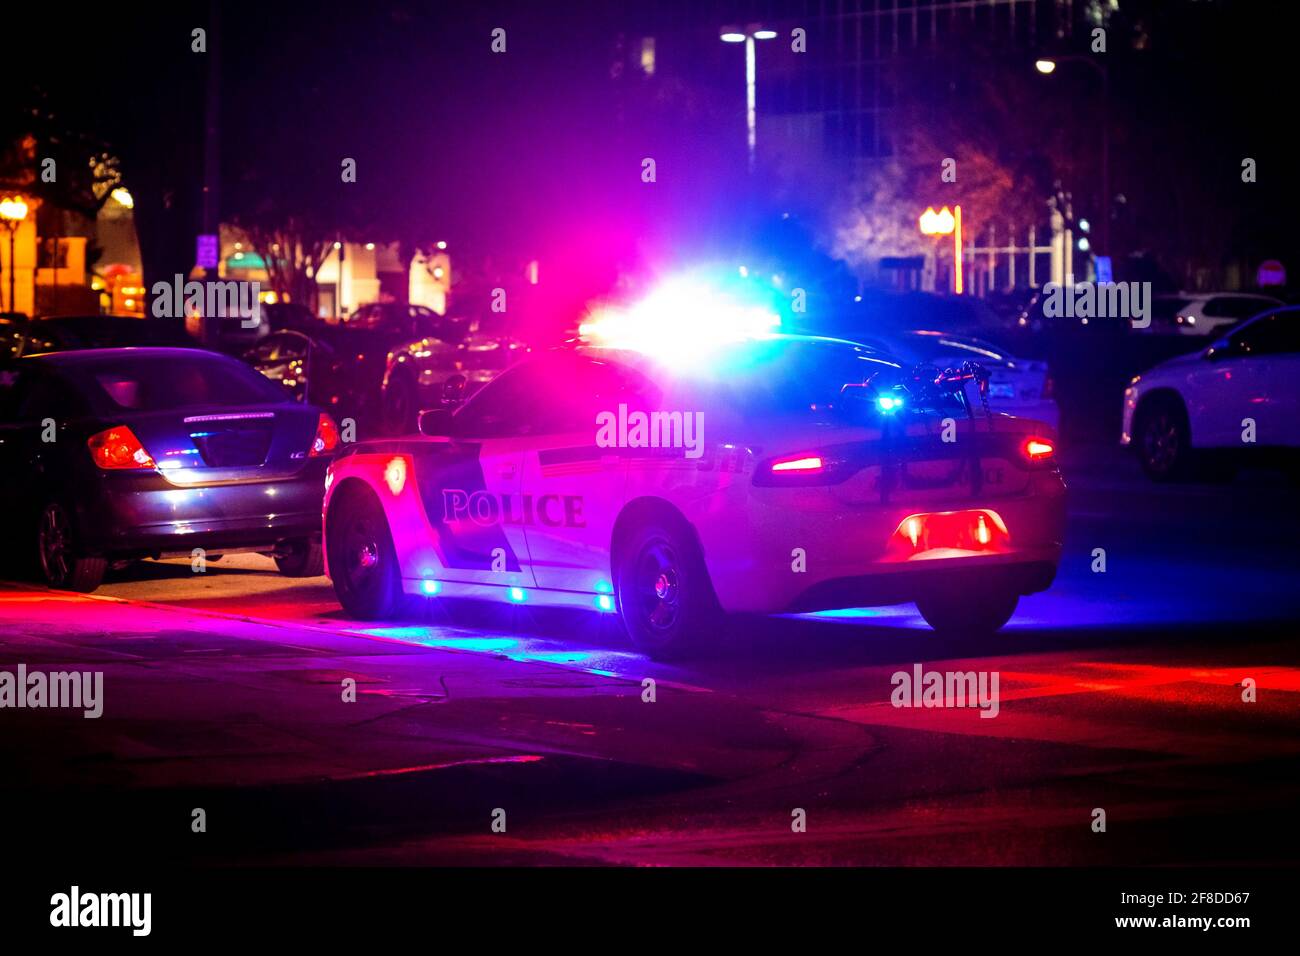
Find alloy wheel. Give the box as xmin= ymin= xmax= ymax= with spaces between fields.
xmin=38 ymin=504 xmax=72 ymax=586
xmin=634 ymin=538 xmax=682 ymax=632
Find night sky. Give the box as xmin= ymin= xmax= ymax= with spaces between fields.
xmin=7 ymin=0 xmax=1300 ymax=308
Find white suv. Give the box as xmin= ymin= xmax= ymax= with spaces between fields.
xmin=1123 ymin=306 xmax=1300 ymax=479
xmin=1153 ymin=292 xmax=1281 ymax=336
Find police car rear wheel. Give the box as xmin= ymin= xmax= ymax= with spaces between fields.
xmin=615 ymin=520 xmax=720 ymax=658
xmin=328 ymin=489 xmax=401 ymax=618
xmin=915 ymin=588 xmax=1018 ymax=637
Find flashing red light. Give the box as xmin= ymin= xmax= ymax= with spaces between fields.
xmin=1024 ymin=438 xmax=1055 ymax=460
xmin=770 ymin=455 xmax=824 ymax=473
xmin=311 ymin=414 xmax=340 ymax=456
xmin=87 ymin=426 xmax=156 ymax=470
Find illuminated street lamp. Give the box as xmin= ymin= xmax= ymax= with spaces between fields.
xmin=721 ymin=25 xmax=777 ymax=171
xmin=1036 ymin=55 xmax=1110 ymax=257
xmin=919 ymin=204 xmax=963 ymax=295
xmin=0 ymin=195 xmax=31 ymax=313
xmin=919 ymin=206 xmax=956 ymax=235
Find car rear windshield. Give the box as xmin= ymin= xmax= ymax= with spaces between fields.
xmin=903 ymin=333 xmax=1011 ymax=366
xmin=685 ymin=339 xmax=961 ymax=418
xmin=72 ymin=353 xmax=292 ymax=412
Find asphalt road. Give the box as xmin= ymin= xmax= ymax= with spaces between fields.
xmin=2 ymin=444 xmax=1298 ymax=866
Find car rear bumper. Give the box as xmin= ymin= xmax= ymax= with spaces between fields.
xmin=699 ymin=477 xmax=1067 ymax=613
xmin=785 ymin=557 xmax=1059 ymax=612
xmin=77 ymin=461 xmax=328 ymax=557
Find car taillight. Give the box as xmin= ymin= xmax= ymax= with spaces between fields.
xmin=770 ymin=455 xmax=824 ymax=473
xmin=310 ymin=413 xmax=340 ymax=456
xmin=87 ymin=426 xmax=156 ymax=470
xmin=1023 ymin=437 xmax=1055 ymax=460
xmin=755 ymin=449 xmax=861 ymax=487
xmin=885 ymin=509 xmax=1010 ymax=561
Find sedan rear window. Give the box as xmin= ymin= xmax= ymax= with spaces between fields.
xmin=904 ymin=332 xmax=1011 ymax=366
xmin=79 ymin=354 xmax=292 ymax=412
xmin=684 ymin=340 xmax=962 ymax=418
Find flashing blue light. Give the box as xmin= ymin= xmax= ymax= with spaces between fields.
xmin=508 ymin=587 xmax=527 ymax=603
xmin=877 ymin=395 xmax=904 ymax=413
xmin=421 ymin=580 xmax=441 ymax=595
xmin=594 ymin=579 xmax=613 ymax=594
xmin=596 ymin=594 xmax=614 ymax=612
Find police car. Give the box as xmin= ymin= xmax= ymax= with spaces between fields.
xmin=322 ymin=312 xmax=1066 ymax=657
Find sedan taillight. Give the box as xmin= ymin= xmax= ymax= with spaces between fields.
xmin=87 ymin=426 xmax=156 ymax=470
xmin=1023 ymin=437 xmax=1056 ymax=461
xmin=770 ymin=454 xmax=824 ymax=473
xmin=755 ymin=449 xmax=860 ymax=487
xmin=310 ymin=413 xmax=340 ymax=456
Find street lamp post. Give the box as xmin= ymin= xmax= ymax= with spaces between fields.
xmin=919 ymin=205 xmax=963 ymax=294
xmin=1036 ymin=56 xmax=1110 ymax=259
xmin=0 ymin=196 xmax=31 ymax=314
xmin=721 ymin=25 xmax=777 ymax=172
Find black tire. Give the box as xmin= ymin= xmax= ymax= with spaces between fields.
xmin=326 ymin=487 xmax=402 ymax=618
xmin=382 ymin=373 xmax=418 ymax=436
xmin=1134 ymin=396 xmax=1192 ymax=481
xmin=916 ymin=588 xmax=1018 ymax=637
xmin=275 ymin=537 xmax=325 ymax=577
xmin=37 ymin=501 xmax=107 ymax=592
xmin=614 ymin=514 xmax=722 ymax=659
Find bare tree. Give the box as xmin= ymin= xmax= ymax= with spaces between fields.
xmin=234 ymin=218 xmax=334 ymax=314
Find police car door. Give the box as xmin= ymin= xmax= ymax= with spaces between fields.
xmin=422 ymin=364 xmax=536 ymax=587
xmin=518 ymin=354 xmax=657 ymax=592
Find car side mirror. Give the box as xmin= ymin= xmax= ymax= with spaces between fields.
xmin=418 ymin=408 xmax=454 ymax=437
xmin=442 ymin=373 xmax=467 ymax=406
